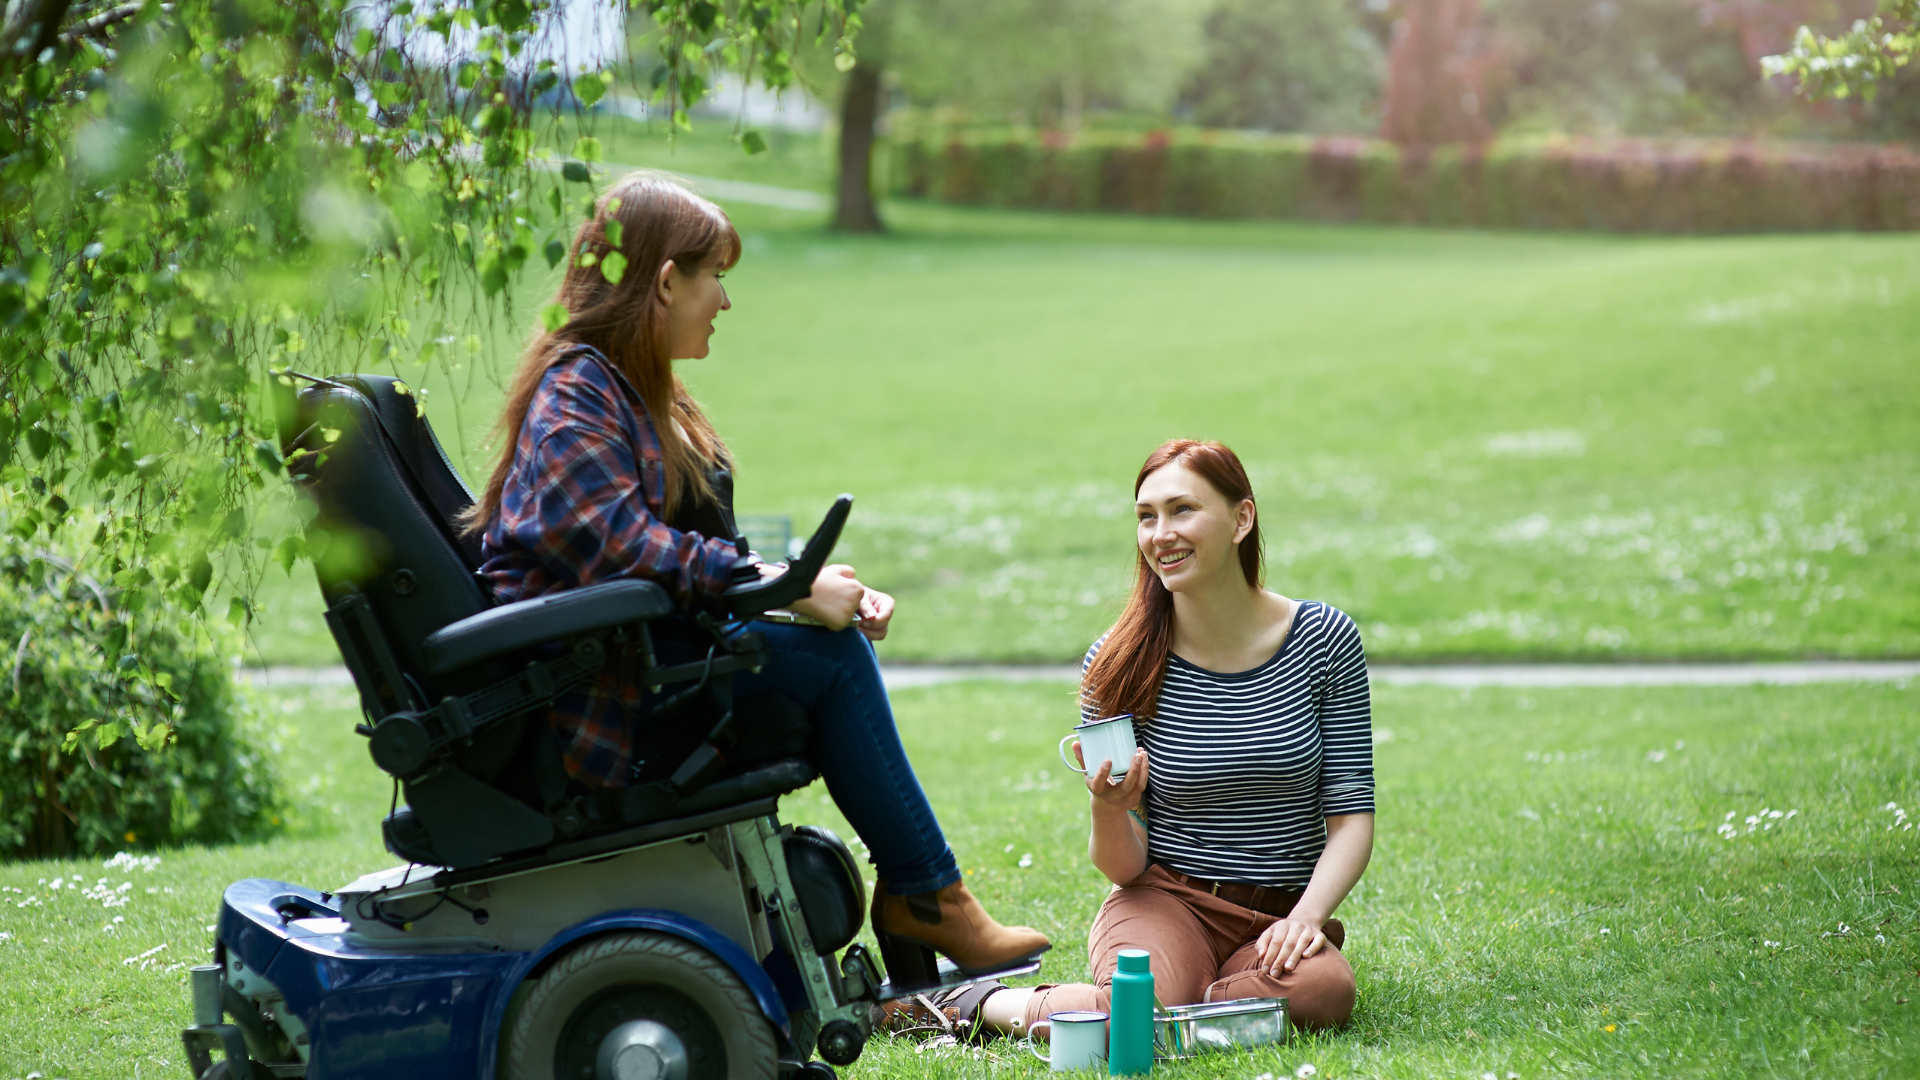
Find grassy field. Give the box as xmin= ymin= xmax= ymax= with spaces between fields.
xmin=2 ymin=677 xmax=1915 ymax=1078
xmin=230 ymin=120 xmax=1920 ymax=666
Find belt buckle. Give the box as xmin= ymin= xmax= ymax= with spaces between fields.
xmin=1211 ymin=881 xmax=1223 ymax=897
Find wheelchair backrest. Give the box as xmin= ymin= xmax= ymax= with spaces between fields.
xmin=282 ymin=375 xmax=490 ymax=694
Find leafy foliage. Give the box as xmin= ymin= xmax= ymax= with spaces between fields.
xmin=0 ymin=537 xmax=278 ymax=858
xmin=888 ymin=0 xmax=1204 ymax=130
xmin=0 ymin=0 xmax=859 ymax=751
xmin=1487 ymin=0 xmax=1775 ymax=136
xmin=1763 ymin=0 xmax=1919 ymax=99
xmin=1180 ymin=0 xmax=1383 ymax=135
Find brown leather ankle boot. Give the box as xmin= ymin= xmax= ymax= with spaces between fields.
xmin=872 ymin=878 xmax=1050 ymax=981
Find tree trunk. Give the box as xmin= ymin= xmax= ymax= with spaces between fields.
xmin=1380 ymin=0 xmax=1492 ymax=146
xmin=833 ymin=59 xmax=886 ymax=233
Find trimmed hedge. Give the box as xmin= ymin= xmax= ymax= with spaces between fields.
xmin=888 ymin=128 xmax=1920 ymax=233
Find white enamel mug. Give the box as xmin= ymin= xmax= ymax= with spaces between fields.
xmin=1059 ymin=714 xmax=1138 ymax=779
xmin=1025 ymin=1010 xmax=1109 ymax=1072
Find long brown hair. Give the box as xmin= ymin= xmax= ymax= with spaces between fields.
xmin=1080 ymin=439 xmax=1265 ymax=720
xmin=464 ymin=170 xmax=743 ymax=534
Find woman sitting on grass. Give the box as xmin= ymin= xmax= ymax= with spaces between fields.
xmin=465 ymin=170 xmax=1048 ymax=979
xmin=909 ymin=438 xmax=1374 ymax=1039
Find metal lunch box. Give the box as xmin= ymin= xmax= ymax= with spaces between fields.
xmin=1153 ymin=997 xmax=1290 ymax=1059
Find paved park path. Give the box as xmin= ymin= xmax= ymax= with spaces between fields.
xmin=242 ymin=661 xmax=1920 ymax=692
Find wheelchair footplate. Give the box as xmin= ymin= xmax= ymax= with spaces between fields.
xmin=875 ymin=955 xmax=1045 ymax=1002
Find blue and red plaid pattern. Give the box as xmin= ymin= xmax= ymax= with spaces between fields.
xmin=478 ymin=345 xmax=744 ymax=785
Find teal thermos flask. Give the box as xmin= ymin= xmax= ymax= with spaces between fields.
xmin=1108 ymin=948 xmax=1155 ymax=1074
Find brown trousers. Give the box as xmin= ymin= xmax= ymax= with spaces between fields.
xmin=1024 ymin=865 xmax=1357 ymax=1032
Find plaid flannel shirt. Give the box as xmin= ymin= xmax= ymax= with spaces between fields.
xmin=478 ymin=345 xmax=745 ymax=785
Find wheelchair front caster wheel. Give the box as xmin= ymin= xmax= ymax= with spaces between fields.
xmin=816 ymin=1019 xmax=866 ymax=1066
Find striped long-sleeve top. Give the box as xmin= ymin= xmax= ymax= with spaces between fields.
xmin=1082 ymin=601 xmax=1375 ymax=887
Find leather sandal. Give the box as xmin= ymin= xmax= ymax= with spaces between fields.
xmin=878 ymin=980 xmax=1009 ymax=1044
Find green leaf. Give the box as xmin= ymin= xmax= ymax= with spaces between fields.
xmin=604 ymin=221 xmax=623 ymax=247
xmin=573 ymin=136 xmax=603 ymax=163
xmin=544 ymin=237 xmax=566 ymax=268
xmin=562 ymin=161 xmax=592 ymax=184
xmin=548 ymin=185 xmax=564 ymax=217
xmin=740 ymin=129 xmax=768 ymax=155
xmin=354 ymin=27 xmax=376 ymax=55
xmin=574 ymin=71 xmax=608 ymax=107
xmin=187 ymin=553 xmax=213 ymax=596
xmin=227 ymin=596 xmax=251 ymax=627
xmin=273 ymin=535 xmax=303 ymax=575
xmin=479 ymin=251 xmax=508 ymax=296
xmin=540 ymin=302 xmax=569 ymax=332
xmin=253 ymin=439 xmax=283 ymax=474
xmin=834 ymin=51 xmax=858 ymax=73
xmin=600 ymin=251 xmax=628 ymax=285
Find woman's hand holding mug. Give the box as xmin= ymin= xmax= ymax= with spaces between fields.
xmin=1072 ymin=740 xmax=1149 ymax=813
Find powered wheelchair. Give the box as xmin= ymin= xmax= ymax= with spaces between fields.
xmin=180 ymin=373 xmax=1037 ymax=1080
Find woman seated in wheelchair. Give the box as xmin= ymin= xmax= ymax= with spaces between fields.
xmin=462 ymin=169 xmax=1047 ymax=978
xmin=899 ymin=439 xmax=1372 ymax=1041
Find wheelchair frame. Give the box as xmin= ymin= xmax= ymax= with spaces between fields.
xmin=179 ymin=371 xmax=1035 ymax=1080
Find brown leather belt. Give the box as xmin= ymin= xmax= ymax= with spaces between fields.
xmin=1157 ymin=865 xmax=1304 ymax=918
xmin=1157 ymin=865 xmax=1349 ymax=949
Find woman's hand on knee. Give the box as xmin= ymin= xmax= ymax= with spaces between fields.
xmin=788 ymin=563 xmax=866 ymax=630
xmin=1255 ymin=916 xmax=1327 ymax=975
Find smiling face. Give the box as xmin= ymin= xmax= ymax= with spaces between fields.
xmin=661 ymin=253 xmax=732 ymax=360
xmin=1136 ymin=461 xmax=1256 ymax=594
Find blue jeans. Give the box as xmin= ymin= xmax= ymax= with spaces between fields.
xmin=656 ymin=620 xmax=961 ymax=896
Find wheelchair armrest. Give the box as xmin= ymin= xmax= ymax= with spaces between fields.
xmin=424 ymin=579 xmax=673 ymax=676
xmin=722 ymin=494 xmax=852 ymax=618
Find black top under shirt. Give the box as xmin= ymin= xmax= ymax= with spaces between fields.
xmin=1081 ymin=601 xmax=1376 ymax=887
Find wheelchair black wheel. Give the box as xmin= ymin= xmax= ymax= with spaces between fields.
xmin=504 ymin=931 xmax=777 ymax=1080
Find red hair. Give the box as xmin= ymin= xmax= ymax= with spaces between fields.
xmin=466 ymin=171 xmax=742 ymax=534
xmin=1080 ymin=439 xmax=1264 ymax=720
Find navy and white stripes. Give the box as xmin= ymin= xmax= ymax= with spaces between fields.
xmin=1082 ymin=601 xmax=1375 ymax=887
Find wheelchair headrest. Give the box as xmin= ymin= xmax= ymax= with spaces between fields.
xmin=284 ymin=374 xmax=485 ymax=570
xmin=282 ymin=375 xmax=492 ymax=682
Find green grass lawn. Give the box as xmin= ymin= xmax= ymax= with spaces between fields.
xmin=228 ymin=120 xmax=1920 ymax=665
xmin=3 ymin=678 xmax=1916 ymax=1077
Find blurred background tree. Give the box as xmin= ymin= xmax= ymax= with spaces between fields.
xmin=828 ymin=0 xmax=1205 ymax=230
xmin=814 ymin=0 xmax=1916 ymax=171
xmin=1380 ymin=0 xmax=1495 ymax=143
xmin=1181 ymin=0 xmax=1384 ymax=134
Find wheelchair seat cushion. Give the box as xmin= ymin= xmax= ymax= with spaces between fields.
xmin=423 ymin=579 xmax=674 ymax=675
